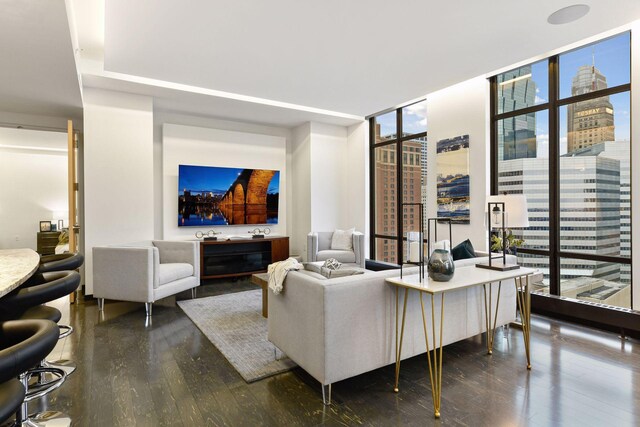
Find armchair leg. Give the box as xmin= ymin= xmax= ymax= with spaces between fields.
xmin=191 ymin=288 xmax=197 ymax=299
xmin=322 ymin=383 xmax=332 ymax=406
xmin=97 ymin=298 xmax=104 ymax=311
xmin=145 ymin=302 xmax=153 ymax=317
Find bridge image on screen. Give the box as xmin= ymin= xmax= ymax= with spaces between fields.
xmin=178 ymin=165 xmax=280 ymax=226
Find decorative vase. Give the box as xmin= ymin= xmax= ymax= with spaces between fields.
xmin=427 ymin=249 xmax=455 ymax=282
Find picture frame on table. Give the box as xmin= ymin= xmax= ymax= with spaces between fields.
xmin=39 ymin=221 xmax=52 ymax=232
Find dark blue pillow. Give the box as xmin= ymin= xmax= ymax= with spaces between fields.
xmin=451 ymin=239 xmax=476 ymax=261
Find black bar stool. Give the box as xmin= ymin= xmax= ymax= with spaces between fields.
xmin=37 ymin=253 xmax=84 ymax=274
xmin=0 ymin=271 xmax=81 ymax=378
xmin=0 ymin=380 xmax=24 ymax=426
xmin=0 ymin=319 xmax=68 ymax=426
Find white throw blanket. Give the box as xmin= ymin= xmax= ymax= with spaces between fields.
xmin=268 ymin=257 xmax=303 ymax=295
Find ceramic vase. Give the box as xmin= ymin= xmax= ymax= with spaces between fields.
xmin=427 ymin=249 xmax=455 ymax=282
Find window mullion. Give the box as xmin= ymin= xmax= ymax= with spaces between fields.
xmin=396 ymin=109 xmax=403 ymax=265
xmin=548 ymin=55 xmax=560 ymax=296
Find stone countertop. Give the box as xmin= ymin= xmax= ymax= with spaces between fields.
xmin=0 ymin=248 xmax=40 ymax=298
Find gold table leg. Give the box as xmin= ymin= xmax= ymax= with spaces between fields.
xmin=515 ymin=275 xmax=532 ymax=369
xmin=482 ymin=281 xmax=502 ymax=354
xmin=394 ymin=287 xmax=409 ymax=393
xmin=418 ymin=292 xmax=445 ymax=418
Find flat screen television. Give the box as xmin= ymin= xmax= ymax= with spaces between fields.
xmin=178 ymin=164 xmax=280 ymax=226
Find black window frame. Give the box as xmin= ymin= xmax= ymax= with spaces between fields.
xmin=369 ymin=101 xmax=427 ymax=265
xmin=490 ymin=31 xmax=634 ymax=329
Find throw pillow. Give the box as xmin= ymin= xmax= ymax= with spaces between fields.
xmin=451 ymin=239 xmax=477 ymax=261
xmin=323 ymin=258 xmax=342 ymax=270
xmin=303 ymin=262 xmax=323 ymax=275
xmin=320 ymin=267 xmax=365 ymax=279
xmin=331 ymin=228 xmax=355 ymax=251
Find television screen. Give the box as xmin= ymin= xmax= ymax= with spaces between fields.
xmin=178 ymin=165 xmax=280 ymax=226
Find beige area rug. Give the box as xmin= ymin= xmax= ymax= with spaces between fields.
xmin=177 ymin=290 xmax=296 ymax=382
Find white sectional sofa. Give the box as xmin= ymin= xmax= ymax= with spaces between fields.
xmin=268 ymin=252 xmax=518 ymax=404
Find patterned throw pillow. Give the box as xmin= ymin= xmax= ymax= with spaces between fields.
xmin=323 ymin=258 xmax=342 ymax=270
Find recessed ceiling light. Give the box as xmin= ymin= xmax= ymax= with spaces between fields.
xmin=548 ymin=4 xmax=590 ymax=25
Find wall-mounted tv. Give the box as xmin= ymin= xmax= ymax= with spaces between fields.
xmin=178 ymin=165 xmax=280 ymax=226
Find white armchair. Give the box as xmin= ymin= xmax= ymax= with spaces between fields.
xmin=307 ymin=231 xmax=365 ymax=268
xmin=93 ymin=240 xmax=199 ymax=316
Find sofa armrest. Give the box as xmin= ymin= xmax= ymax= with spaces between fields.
xmin=93 ymin=246 xmax=158 ymax=302
xmin=152 ymin=240 xmax=199 ymax=280
xmin=307 ymin=232 xmax=318 ymax=262
xmin=474 ymin=250 xmax=518 ymax=265
xmin=268 ymin=271 xmax=326 ymax=383
xmin=352 ymin=231 xmax=365 ymax=268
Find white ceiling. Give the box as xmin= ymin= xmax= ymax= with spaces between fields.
xmin=3 ymin=1 xmax=640 ymax=128
xmin=0 ymin=0 xmax=82 ymax=120
xmin=100 ymin=0 xmax=640 ymax=118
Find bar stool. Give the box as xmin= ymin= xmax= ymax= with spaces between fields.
xmin=0 ymin=319 xmax=68 ymax=427
xmin=0 ymin=271 xmax=81 ymax=377
xmin=37 ymin=253 xmax=84 ymax=274
xmin=0 ymin=381 xmax=24 ymax=425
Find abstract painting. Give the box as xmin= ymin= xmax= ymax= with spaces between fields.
xmin=436 ymin=135 xmax=470 ymax=224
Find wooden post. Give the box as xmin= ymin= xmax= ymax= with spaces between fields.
xmin=67 ymin=120 xmax=76 ymax=252
xmin=67 ymin=120 xmax=77 ymax=304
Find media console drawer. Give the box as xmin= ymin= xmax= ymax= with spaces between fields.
xmin=199 ymin=236 xmax=289 ymax=281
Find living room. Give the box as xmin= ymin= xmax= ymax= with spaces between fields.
xmin=0 ymin=1 xmax=639 ymax=426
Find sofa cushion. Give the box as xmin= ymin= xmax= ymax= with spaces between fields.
xmin=158 ymin=263 xmax=194 ymax=286
xmin=451 ymin=239 xmax=476 ymax=261
xmin=320 ymin=267 xmax=365 ymax=279
xmin=331 ymin=228 xmax=354 ymax=251
xmin=296 ymin=269 xmax=328 ymax=280
xmin=303 ymin=262 xmax=324 ymax=275
xmin=317 ymin=250 xmax=356 ymax=264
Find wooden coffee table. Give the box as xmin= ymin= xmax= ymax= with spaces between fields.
xmin=251 ymin=273 xmax=269 ymax=318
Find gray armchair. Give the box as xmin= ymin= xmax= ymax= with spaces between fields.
xmin=307 ymin=231 xmax=365 ymax=268
xmin=93 ymin=240 xmax=199 ymax=316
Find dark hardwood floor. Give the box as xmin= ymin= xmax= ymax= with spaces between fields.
xmin=34 ymin=278 xmax=640 ymax=426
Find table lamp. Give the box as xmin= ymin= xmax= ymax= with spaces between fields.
xmin=476 ymin=194 xmax=529 ymax=271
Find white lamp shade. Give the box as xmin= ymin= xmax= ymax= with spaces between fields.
xmin=485 ymin=194 xmax=529 ymax=228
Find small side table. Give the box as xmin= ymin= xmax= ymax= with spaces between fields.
xmin=251 ymin=273 xmax=269 ymax=318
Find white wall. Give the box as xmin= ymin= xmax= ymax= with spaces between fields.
xmin=83 ymin=88 xmax=154 ymax=294
xmin=290 ymin=123 xmax=311 ymax=257
xmin=0 ymin=128 xmax=68 ymax=250
xmin=309 ymin=122 xmax=348 ymax=231
xmin=161 ymin=123 xmax=287 ymax=240
xmin=287 ymin=121 xmax=368 ymax=260
xmin=426 ymin=76 xmax=490 ymax=250
xmin=346 ymin=122 xmax=369 ymax=256
xmin=153 ymin=112 xmax=293 ymax=240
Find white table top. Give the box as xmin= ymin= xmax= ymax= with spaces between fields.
xmin=0 ymin=248 xmax=40 ymax=298
xmin=386 ymin=265 xmax=536 ymax=294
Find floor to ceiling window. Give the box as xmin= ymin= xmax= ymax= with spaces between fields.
xmin=369 ymin=100 xmax=427 ymax=264
xmin=491 ymin=32 xmax=632 ymax=313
